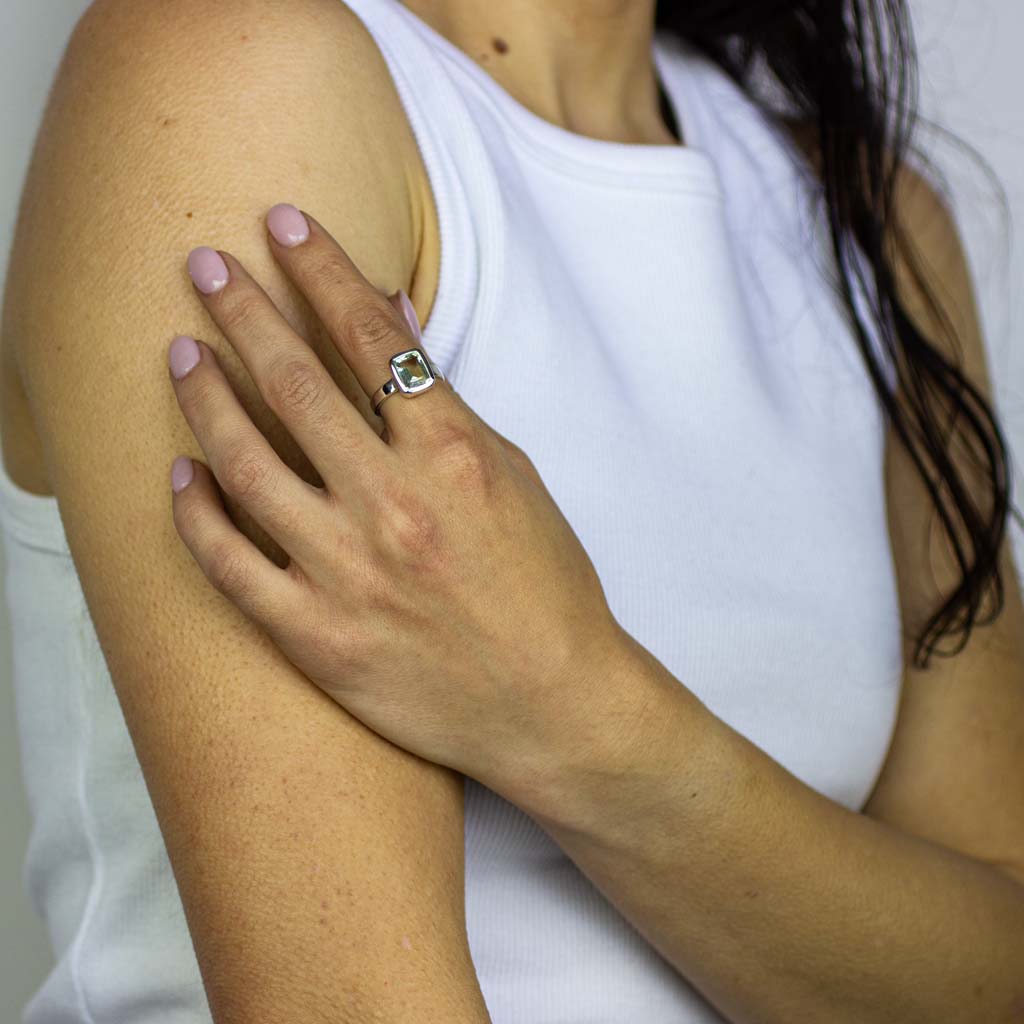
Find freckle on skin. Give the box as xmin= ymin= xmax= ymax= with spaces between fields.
xmin=185 ymin=212 xmax=193 ymax=219
xmin=492 ymin=37 xmax=509 ymax=54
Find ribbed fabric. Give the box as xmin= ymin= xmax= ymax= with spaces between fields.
xmin=1 ymin=1 xmax=904 ymax=1020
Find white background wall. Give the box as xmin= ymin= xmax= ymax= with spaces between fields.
xmin=1 ymin=0 xmax=1021 ymax=1017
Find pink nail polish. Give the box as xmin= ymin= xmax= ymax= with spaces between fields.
xmin=171 ymin=456 xmax=194 ymax=493
xmin=267 ymin=203 xmax=310 ymax=247
xmin=169 ymin=334 xmax=201 ymax=379
xmin=188 ymin=246 xmax=229 ymax=294
xmin=395 ymin=289 xmax=423 ymax=344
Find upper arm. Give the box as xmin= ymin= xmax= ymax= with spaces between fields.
xmin=4 ymin=0 xmax=485 ymax=1017
xmin=860 ymin=156 xmax=1024 ymax=885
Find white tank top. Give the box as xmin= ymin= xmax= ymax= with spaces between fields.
xmin=1 ymin=1 xmax=904 ymax=1019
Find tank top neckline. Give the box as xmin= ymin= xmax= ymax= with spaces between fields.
xmin=387 ymin=0 xmax=723 ymax=193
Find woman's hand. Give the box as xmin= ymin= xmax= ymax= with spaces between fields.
xmin=167 ymin=203 xmax=635 ymax=796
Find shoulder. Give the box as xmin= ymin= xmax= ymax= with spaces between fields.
xmin=8 ymin=0 xmax=436 ymax=495
xmin=8 ymin=0 xmax=428 ymax=543
xmin=778 ymin=117 xmax=1006 ymax=626
xmin=72 ymin=0 xmax=401 ymax=88
xmin=780 ymin=116 xmax=957 ymax=231
xmin=779 ymin=117 xmax=974 ymax=364
xmin=36 ymin=0 xmax=427 ymax=296
xmin=777 ymin=117 xmax=990 ymax=425
xmin=61 ymin=0 xmax=425 ymax=218
xmin=68 ymin=0 xmax=406 ymax=111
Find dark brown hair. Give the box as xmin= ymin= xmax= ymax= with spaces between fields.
xmin=656 ymin=0 xmax=1021 ymax=668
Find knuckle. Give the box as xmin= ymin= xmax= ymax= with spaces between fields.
xmin=359 ymin=561 xmax=400 ymax=616
xmin=219 ymin=442 xmax=273 ymax=501
xmin=325 ymin=626 xmax=368 ymax=681
xmin=307 ymin=254 xmax=349 ymax=294
xmin=431 ymin=421 xmax=497 ymax=497
xmin=264 ymin=492 xmax=304 ymax=540
xmin=172 ymin=486 xmax=208 ymax=537
xmin=216 ymin=291 xmax=265 ymax=336
xmin=318 ymin=609 xmax=364 ymax=676
xmin=275 ymin=594 xmax=328 ymax=659
xmin=177 ymin=370 xmax=221 ymax=416
xmin=206 ymin=541 xmax=254 ymax=598
xmin=426 ymin=418 xmax=480 ymax=462
xmin=381 ymin=490 xmax=443 ymax=558
xmin=503 ymin=438 xmax=542 ymax=482
xmin=265 ymin=357 xmax=329 ymax=417
xmin=344 ymin=301 xmax=404 ymax=360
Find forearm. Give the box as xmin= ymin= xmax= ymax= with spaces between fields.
xmin=513 ymin=634 xmax=1024 ymax=1024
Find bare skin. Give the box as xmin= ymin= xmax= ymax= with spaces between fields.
xmin=0 ymin=1 xmax=470 ymax=1019
xmin=4 ymin=0 xmax=1022 ymax=1019
xmin=401 ymin=0 xmax=678 ymax=146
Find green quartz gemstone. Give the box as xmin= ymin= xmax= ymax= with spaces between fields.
xmin=393 ymin=350 xmax=431 ymax=390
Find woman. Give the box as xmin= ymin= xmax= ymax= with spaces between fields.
xmin=2 ymin=0 xmax=1022 ymax=1020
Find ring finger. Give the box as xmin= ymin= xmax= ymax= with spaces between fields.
xmin=264 ymin=205 xmax=462 ymax=448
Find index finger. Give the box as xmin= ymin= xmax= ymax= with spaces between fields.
xmin=264 ymin=203 xmax=459 ymax=448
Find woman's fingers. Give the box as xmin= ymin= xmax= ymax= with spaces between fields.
xmin=170 ymin=456 xmax=308 ymax=630
xmin=168 ymin=334 xmax=332 ymax=563
xmin=185 ymin=244 xmax=386 ymax=488
xmin=263 ymin=204 xmax=461 ymax=448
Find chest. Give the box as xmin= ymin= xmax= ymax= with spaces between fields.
xmin=442 ymin=163 xmax=905 ymax=811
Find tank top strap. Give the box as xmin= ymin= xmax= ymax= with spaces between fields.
xmin=655 ymin=32 xmax=901 ymax=395
xmin=337 ymin=0 xmax=488 ymax=374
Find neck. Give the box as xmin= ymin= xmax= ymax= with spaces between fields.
xmin=399 ymin=0 xmax=675 ymax=145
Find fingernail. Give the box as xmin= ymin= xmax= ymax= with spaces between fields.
xmin=267 ymin=203 xmax=310 ymax=247
xmin=168 ymin=334 xmax=201 ymax=379
xmin=187 ymin=246 xmax=229 ymax=294
xmin=395 ymin=289 xmax=423 ymax=344
xmin=170 ymin=456 xmax=194 ymax=493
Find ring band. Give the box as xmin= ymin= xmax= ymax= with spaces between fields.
xmin=371 ymin=347 xmax=446 ymax=416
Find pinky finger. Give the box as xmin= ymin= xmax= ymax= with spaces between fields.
xmin=170 ymin=455 xmax=303 ymax=626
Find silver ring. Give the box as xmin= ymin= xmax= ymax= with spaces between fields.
xmin=371 ymin=347 xmax=446 ymax=416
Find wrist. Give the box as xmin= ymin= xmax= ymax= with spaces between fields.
xmin=503 ymin=625 xmax=713 ymax=842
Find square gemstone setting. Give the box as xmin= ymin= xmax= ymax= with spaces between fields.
xmin=390 ymin=348 xmax=435 ymax=394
